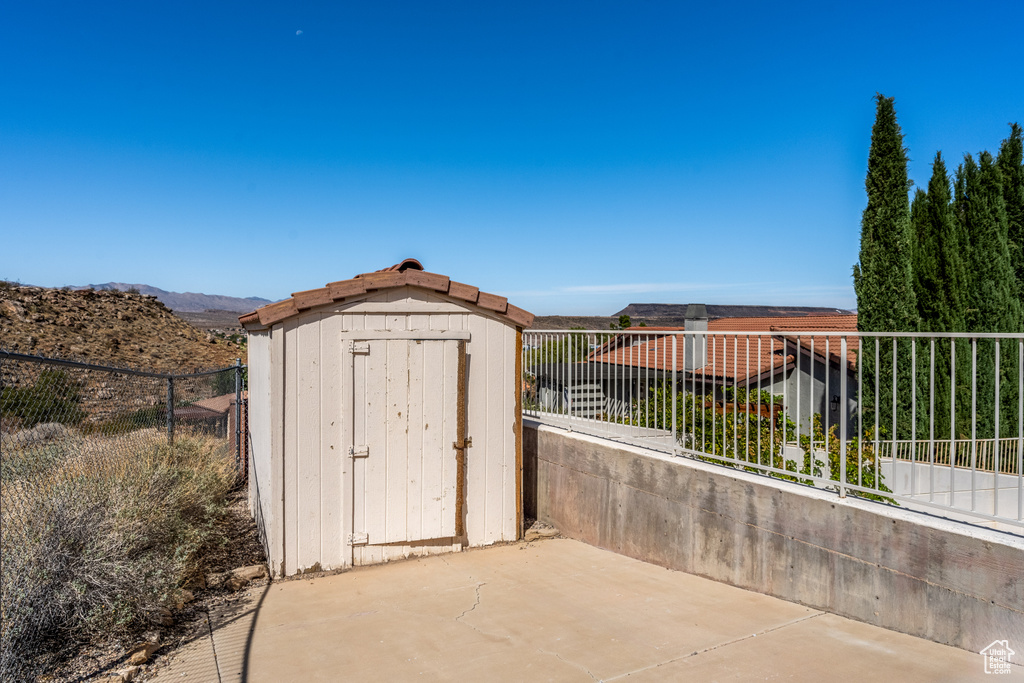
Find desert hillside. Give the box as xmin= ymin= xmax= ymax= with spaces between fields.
xmin=0 ymin=283 xmax=246 ymax=372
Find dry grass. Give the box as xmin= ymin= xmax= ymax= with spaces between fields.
xmin=0 ymin=432 xmax=239 ymax=681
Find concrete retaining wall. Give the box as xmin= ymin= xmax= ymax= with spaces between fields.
xmin=524 ymin=420 xmax=1024 ymax=654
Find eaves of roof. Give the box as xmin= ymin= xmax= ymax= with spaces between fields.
xmin=239 ymin=260 xmax=534 ymax=330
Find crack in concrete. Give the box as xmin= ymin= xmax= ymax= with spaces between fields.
xmin=452 ymin=582 xmax=517 ymax=643
xmin=537 ymin=648 xmax=598 ymax=681
xmin=455 ymin=582 xmax=484 ymax=621
xmin=603 ymin=611 xmax=825 ymax=681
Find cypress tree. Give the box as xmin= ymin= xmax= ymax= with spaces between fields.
xmin=997 ymin=124 xmax=1024 ymax=443
xmin=960 ymin=152 xmax=1021 ymax=334
xmin=956 ymin=152 xmax=1022 ymax=439
xmin=854 ymin=94 xmax=918 ymax=333
xmin=911 ymin=188 xmax=935 ymax=327
xmin=910 ymin=188 xmax=933 ymax=440
xmin=911 ymin=153 xmax=967 ymax=439
xmin=854 ymin=95 xmax=918 ymax=440
xmin=997 ymin=123 xmax=1024 ymax=303
xmin=915 ymin=153 xmax=966 ymax=333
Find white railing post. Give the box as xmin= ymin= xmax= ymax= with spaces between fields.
xmin=671 ymin=335 xmax=677 ymax=452
xmin=840 ymin=336 xmax=847 ymax=498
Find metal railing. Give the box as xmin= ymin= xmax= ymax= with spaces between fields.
xmin=0 ymin=351 xmax=248 ymax=681
xmin=523 ymin=329 xmax=1024 ymax=532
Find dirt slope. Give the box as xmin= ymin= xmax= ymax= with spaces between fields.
xmin=0 ymin=283 xmax=246 ymax=371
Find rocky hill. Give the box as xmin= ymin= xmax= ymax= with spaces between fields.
xmin=0 ymin=283 xmax=246 ymax=372
xmin=71 ymin=282 xmax=273 ymax=313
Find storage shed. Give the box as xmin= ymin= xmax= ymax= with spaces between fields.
xmin=239 ymin=259 xmax=534 ymax=577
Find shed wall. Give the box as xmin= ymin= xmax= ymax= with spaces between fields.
xmin=246 ymin=330 xmax=277 ymax=566
xmin=263 ymin=286 xmax=519 ymax=575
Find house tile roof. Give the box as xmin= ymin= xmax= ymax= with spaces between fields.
xmin=590 ymin=332 xmax=791 ymax=381
xmin=194 ymin=390 xmax=249 ymax=414
xmin=239 ymin=260 xmax=533 ymax=329
xmin=588 ymin=315 xmax=858 ymax=383
xmin=764 ymin=316 xmax=859 ymax=370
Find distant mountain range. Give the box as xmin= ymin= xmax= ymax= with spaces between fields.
xmin=72 ymin=283 xmax=274 ymax=313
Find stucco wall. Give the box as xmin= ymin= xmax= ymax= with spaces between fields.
xmin=524 ymin=420 xmax=1024 ymax=654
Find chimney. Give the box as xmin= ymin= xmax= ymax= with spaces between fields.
xmin=683 ymin=303 xmax=707 ymax=330
xmin=683 ymin=303 xmax=707 ymax=372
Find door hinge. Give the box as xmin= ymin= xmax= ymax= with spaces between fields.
xmin=348 ymin=341 xmax=370 ymax=354
xmin=453 ymin=436 xmax=473 ymax=450
xmin=348 ymin=445 xmax=369 ymax=458
xmin=349 ymin=532 xmax=368 ymax=546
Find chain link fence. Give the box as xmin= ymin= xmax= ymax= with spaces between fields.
xmin=0 ymin=350 xmax=247 ymax=681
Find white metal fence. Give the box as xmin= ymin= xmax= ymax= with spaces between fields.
xmin=523 ymin=329 xmax=1024 ymax=532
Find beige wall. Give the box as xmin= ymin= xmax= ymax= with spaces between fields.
xmin=248 ymin=286 xmax=520 ymax=576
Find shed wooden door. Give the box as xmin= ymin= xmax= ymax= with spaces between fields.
xmin=350 ymin=338 xmax=462 ymax=547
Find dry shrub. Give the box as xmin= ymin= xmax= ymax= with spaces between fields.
xmin=0 ymin=434 xmax=238 ymax=681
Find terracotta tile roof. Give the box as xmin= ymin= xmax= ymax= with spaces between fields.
xmin=194 ymin=390 xmax=249 ymax=414
xmin=763 ymin=315 xmax=858 ymax=332
xmin=763 ymin=315 xmax=859 ymax=370
xmin=590 ymin=332 xmax=791 ymax=381
xmin=589 ymin=314 xmax=859 ymax=382
xmin=696 ymin=336 xmax=792 ymax=380
xmin=172 ymin=405 xmax=224 ymax=421
xmin=239 ymin=259 xmax=533 ymax=329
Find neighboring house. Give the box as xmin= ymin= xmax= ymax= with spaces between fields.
xmin=193 ymin=390 xmax=249 ymax=471
xmin=530 ymin=306 xmax=859 ymax=433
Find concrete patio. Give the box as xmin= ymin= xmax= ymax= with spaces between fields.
xmin=148 ymin=538 xmax=1002 ymax=682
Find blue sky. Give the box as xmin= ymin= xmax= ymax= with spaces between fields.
xmin=2 ymin=1 xmax=1022 ymax=315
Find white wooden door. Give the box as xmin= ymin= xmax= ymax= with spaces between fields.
xmin=350 ymin=338 xmax=460 ymax=546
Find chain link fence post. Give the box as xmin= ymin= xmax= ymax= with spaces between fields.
xmin=166 ymin=376 xmax=174 ymax=445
